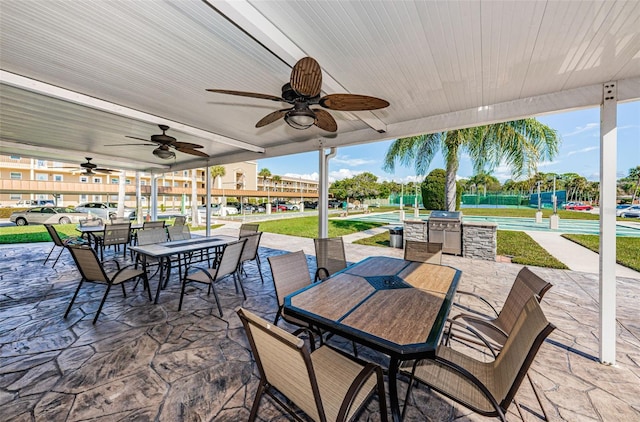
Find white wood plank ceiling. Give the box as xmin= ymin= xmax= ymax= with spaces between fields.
xmin=1 ymin=0 xmax=639 ymax=173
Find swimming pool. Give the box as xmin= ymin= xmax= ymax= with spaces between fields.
xmin=344 ymin=212 xmax=640 ymax=237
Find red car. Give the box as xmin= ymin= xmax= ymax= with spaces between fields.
xmin=564 ymin=202 xmax=592 ymax=211
xmin=271 ymin=204 xmax=287 ymax=212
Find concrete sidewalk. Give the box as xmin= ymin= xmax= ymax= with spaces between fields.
xmin=525 ymin=230 xmax=640 ymax=278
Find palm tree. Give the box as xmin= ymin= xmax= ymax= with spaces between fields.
xmin=383 ymin=119 xmax=560 ymax=211
xmin=629 ymin=166 xmax=640 ymax=205
xmin=258 ymin=168 xmax=272 ymax=190
xmin=271 ymin=175 xmax=282 ymax=192
xmin=210 ymin=165 xmax=226 ymax=204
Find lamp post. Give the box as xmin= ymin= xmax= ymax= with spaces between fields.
xmin=535 ymin=181 xmax=543 ymax=223
xmin=549 ymin=175 xmax=560 ymax=229
xmin=399 ymin=182 xmax=405 ymax=221
xmin=266 ymin=179 xmax=271 ymax=215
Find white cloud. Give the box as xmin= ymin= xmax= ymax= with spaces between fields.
xmin=329 ymin=168 xmax=364 ymax=182
xmin=283 ymin=172 xmax=319 ymax=181
xmin=564 ymin=122 xmax=598 ymax=137
xmin=376 ymin=174 xmax=424 ymax=184
xmin=537 ymin=160 xmax=560 ymax=168
xmin=567 ymin=146 xmax=598 ymax=156
xmin=332 ymin=155 xmax=377 ymax=167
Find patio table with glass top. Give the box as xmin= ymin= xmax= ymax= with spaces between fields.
xmin=129 ymin=235 xmax=238 ymax=304
xmin=284 ymin=255 xmax=461 ymax=422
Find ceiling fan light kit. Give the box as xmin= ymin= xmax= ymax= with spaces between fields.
xmin=106 ymin=125 xmax=207 ymax=160
xmin=207 ymin=57 xmax=389 ymax=132
xmin=153 ymin=147 xmax=176 ymax=160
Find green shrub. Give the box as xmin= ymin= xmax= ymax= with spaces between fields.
xmin=421 ymin=169 xmax=446 ymax=210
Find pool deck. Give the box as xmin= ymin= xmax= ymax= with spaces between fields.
xmin=1 ymin=222 xmax=639 ymax=421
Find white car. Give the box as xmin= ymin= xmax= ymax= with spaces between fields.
xmin=197 ymin=204 xmax=238 ymax=217
xmin=75 ymin=202 xmax=136 ymax=220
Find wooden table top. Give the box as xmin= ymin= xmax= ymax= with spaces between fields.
xmin=129 ymin=235 xmax=237 ymax=258
xmin=284 ymin=256 xmax=461 ymax=358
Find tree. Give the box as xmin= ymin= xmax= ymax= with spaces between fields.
xmin=629 ymin=166 xmax=640 ymax=204
xmin=258 ymin=168 xmax=272 ymax=188
xmin=271 ymin=175 xmax=282 ymax=192
xmin=421 ymin=169 xmax=446 ymax=210
xmin=383 ymin=119 xmax=560 ymax=211
xmin=210 ymin=165 xmax=226 ymax=205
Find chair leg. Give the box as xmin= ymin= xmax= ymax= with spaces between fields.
xmin=142 ymin=274 xmax=152 ymax=301
xmin=528 ymin=372 xmax=550 ymax=421
xmin=52 ymin=247 xmax=65 ymax=268
xmin=178 ymin=278 xmax=188 ymax=311
xmin=44 ymin=244 xmax=56 ymax=265
xmin=121 ymin=283 xmax=127 ymax=297
xmin=64 ymin=279 xmax=85 ymax=318
xmin=235 ymin=271 xmax=246 ymax=300
xmin=93 ymin=284 xmax=113 ymax=324
xmin=248 ymin=380 xmax=267 ymax=422
xmin=209 ymin=281 xmax=224 ymax=317
xmin=255 ymin=256 xmax=265 ymax=284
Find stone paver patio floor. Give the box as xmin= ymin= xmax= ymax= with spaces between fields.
xmin=1 ymin=225 xmax=639 ymax=421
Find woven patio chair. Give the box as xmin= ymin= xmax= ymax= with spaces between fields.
xmin=143 ymin=220 xmax=165 ymax=229
xmin=65 ymin=245 xmax=151 ymax=324
xmin=238 ymin=231 xmax=264 ymax=283
xmin=268 ymin=250 xmax=320 ymax=346
xmin=404 ymin=240 xmax=443 ymax=264
xmin=313 ymin=237 xmax=347 ymax=281
xmin=99 ymin=222 xmax=131 ymax=261
xmin=402 ymin=296 xmax=555 ymax=421
xmin=237 ymin=307 xmax=388 ymax=422
xmin=109 ymin=216 xmax=130 ymax=224
xmin=167 ymin=224 xmax=191 ymax=241
xmin=239 ymin=222 xmax=260 ymax=237
xmin=43 ymin=224 xmax=86 ymax=268
xmin=134 ymin=228 xmax=169 ymax=279
xmin=180 ymin=238 xmax=246 ymax=316
xmin=173 ymin=215 xmax=187 ymax=226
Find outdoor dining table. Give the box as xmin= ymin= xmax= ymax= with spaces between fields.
xmin=75 ymin=222 xmax=143 ymax=248
xmin=283 ymin=255 xmax=461 ymax=422
xmin=129 ymin=234 xmax=238 ymax=304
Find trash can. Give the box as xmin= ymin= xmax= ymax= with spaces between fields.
xmin=389 ymin=226 xmax=403 ymax=248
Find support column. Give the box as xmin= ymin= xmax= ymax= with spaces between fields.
xmin=318 ymin=147 xmax=336 ymax=238
xmin=205 ymin=166 xmax=211 ymax=236
xmin=599 ymin=82 xmax=617 ymax=365
xmin=151 ymin=175 xmax=159 ymax=221
xmin=135 ymin=172 xmax=142 ymax=224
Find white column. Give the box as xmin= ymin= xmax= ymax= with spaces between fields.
xmin=599 ymin=82 xmax=617 ymax=365
xmin=318 ymin=147 xmax=336 ymax=238
xmin=151 ymin=175 xmax=158 ymax=221
xmin=135 ymin=172 xmax=142 ymax=224
xmin=205 ymin=166 xmax=211 ymax=236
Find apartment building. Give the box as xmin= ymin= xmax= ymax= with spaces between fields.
xmin=0 ymin=154 xmax=318 ymax=208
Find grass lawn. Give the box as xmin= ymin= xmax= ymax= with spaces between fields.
xmin=562 ymin=234 xmax=640 ymax=272
xmin=0 ymin=222 xmax=222 ymax=244
xmin=497 ymin=231 xmax=568 ymax=269
xmin=257 ymin=215 xmax=385 ymax=238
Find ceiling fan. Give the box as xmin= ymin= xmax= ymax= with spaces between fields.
xmin=105 ymin=124 xmax=209 ymax=159
xmin=207 ymin=57 xmax=389 ymax=132
xmin=57 ymin=158 xmax=115 ymax=175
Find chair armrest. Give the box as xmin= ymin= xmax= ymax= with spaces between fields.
xmin=102 ymin=259 xmax=122 ymax=270
xmin=454 ymin=290 xmax=499 ymax=317
xmin=314 ymin=267 xmax=330 ymax=282
xmin=445 ymin=318 xmax=499 ymax=358
xmin=337 ymin=362 xmax=384 ymax=421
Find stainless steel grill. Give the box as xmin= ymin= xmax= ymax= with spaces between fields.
xmin=428 ymin=211 xmax=463 ymax=255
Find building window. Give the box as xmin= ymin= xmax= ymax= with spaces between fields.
xmin=10 ymin=155 xmax=20 ymax=160
xmin=80 ymin=194 xmax=88 ymax=202
xmin=174 ymin=182 xmax=180 ymax=187
xmin=35 ymin=173 xmax=48 ymax=181
xmin=10 ymin=172 xmax=22 ymax=180
xmin=164 ymin=181 xmax=171 ymax=187
xmin=125 ymin=179 xmax=131 ymax=185
xmin=53 ymin=174 xmax=64 ymax=182
xmin=80 ymin=176 xmax=88 ymax=183
xmin=184 ymin=182 xmax=189 ymax=188
xmin=93 ymin=177 xmax=102 ymax=184
xmin=10 ymin=194 xmax=21 ymax=200
xmin=141 ymin=180 xmax=147 ymax=186
xmin=111 ymin=178 xmax=119 ymax=184
xmin=36 ymin=160 xmax=46 ymax=168
xmin=183 ymin=171 xmax=189 ymax=177
xmin=92 ymin=195 xmax=102 ymax=202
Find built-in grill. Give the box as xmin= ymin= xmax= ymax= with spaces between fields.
xmin=428 ymin=211 xmax=463 ymax=255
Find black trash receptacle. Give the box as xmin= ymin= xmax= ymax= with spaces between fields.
xmin=389 ymin=226 xmax=403 ymax=248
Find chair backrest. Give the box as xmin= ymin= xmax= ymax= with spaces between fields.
xmin=492 ymin=296 xmax=555 ymax=410
xmin=79 ymin=217 xmax=103 ymax=227
xmin=239 ymin=223 xmax=260 ymax=237
xmin=173 ymin=216 xmax=186 ymax=226
xmin=237 ymin=308 xmax=324 ymax=421
xmin=67 ymin=245 xmax=109 ymax=283
xmin=143 ymin=220 xmax=165 ymax=229
xmin=497 ymin=268 xmax=553 ymax=333
xmin=109 ymin=217 xmax=130 ymax=224
xmin=44 ymin=223 xmax=65 ymax=247
xmin=404 ymin=240 xmax=443 ymax=264
xmin=215 ymin=239 xmax=246 ymax=279
xmin=167 ymin=225 xmax=191 ymax=241
xmin=102 ymin=223 xmax=131 ymax=246
xmin=313 ymin=237 xmax=347 ymax=279
xmin=239 ymin=231 xmax=262 ymax=263
xmin=268 ymin=251 xmax=312 ymax=307
xmin=137 ymin=228 xmax=168 ymax=245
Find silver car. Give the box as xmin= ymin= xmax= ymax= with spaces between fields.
xmin=75 ymin=202 xmax=135 ymax=220
xmin=10 ymin=207 xmax=87 ymax=226
xmin=620 ymin=205 xmax=640 ymax=218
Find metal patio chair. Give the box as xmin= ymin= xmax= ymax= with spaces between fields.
xmin=237 ymin=307 xmax=388 ymax=422
xmin=313 ymin=237 xmax=347 ymax=282
xmin=239 ymin=222 xmax=260 ymax=237
xmin=404 ymin=240 xmax=443 ymax=264
xmin=238 ymin=231 xmax=264 ymax=283
xmin=99 ymin=222 xmax=131 ymax=261
xmin=43 ymin=223 xmax=86 ymax=268
xmin=65 ymin=245 xmax=151 ymax=324
xmin=402 ymin=296 xmax=555 ymax=421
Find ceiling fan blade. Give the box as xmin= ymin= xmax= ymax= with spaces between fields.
xmin=207 ymin=89 xmax=284 ymax=102
xmin=175 ymin=147 xmax=209 ymax=158
xmin=319 ymin=93 xmax=390 ymax=111
xmin=290 ymin=57 xmax=322 ymax=97
xmin=104 ymin=143 xmax=155 ymax=147
xmin=255 ymin=108 xmax=290 ymax=128
xmin=125 ymin=135 xmax=155 ymax=142
xmin=94 ymin=168 xmax=113 ymax=174
xmin=312 ymin=109 xmax=338 ymax=132
xmin=173 ymin=141 xmax=204 ymax=149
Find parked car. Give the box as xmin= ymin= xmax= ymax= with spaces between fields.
xmin=563 ymin=202 xmax=592 ymax=211
xmin=11 ymin=199 xmax=55 ymax=208
xmin=10 ymin=207 xmax=87 ymax=226
xmin=197 ymin=204 xmax=238 ymax=217
xmin=328 ymin=199 xmax=342 ymax=209
xmin=616 ymin=204 xmax=634 ymax=216
xmin=620 ymin=205 xmax=640 ymax=218
xmin=75 ymin=202 xmax=136 ymax=220
xmin=303 ymin=201 xmax=318 ymax=209
xmin=271 ymin=203 xmax=288 ymax=212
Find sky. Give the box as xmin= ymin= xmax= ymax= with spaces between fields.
xmin=258 ymin=101 xmax=639 ymax=184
